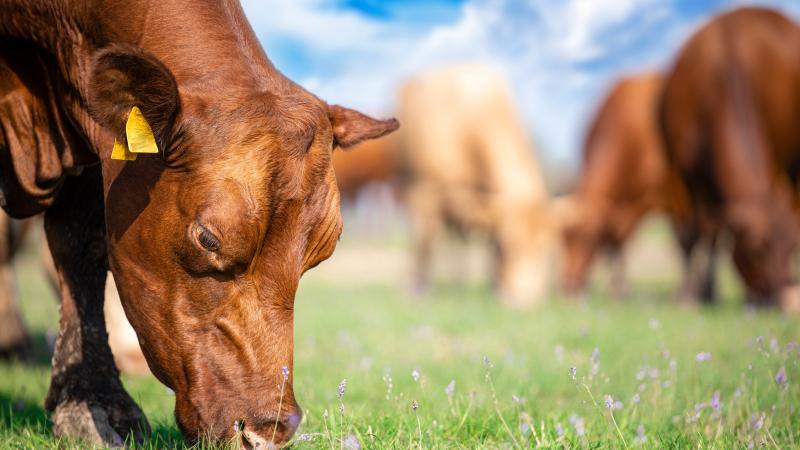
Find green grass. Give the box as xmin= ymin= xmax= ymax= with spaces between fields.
xmin=1 ymin=222 xmax=799 ymax=449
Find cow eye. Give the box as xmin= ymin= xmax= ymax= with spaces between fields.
xmin=198 ymin=228 xmax=220 ymax=252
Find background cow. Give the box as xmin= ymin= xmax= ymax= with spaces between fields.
xmin=333 ymin=137 xmax=398 ymax=205
xmin=660 ymin=7 xmax=800 ymax=312
xmin=0 ymin=0 xmax=397 ymax=447
xmin=0 ymin=213 xmax=32 ymax=361
xmin=397 ymin=64 xmax=554 ymax=308
xmin=562 ymin=73 xmax=717 ymax=304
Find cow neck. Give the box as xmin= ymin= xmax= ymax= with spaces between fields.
xmin=0 ymin=0 xmax=295 ymax=135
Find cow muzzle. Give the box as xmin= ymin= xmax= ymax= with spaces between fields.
xmin=237 ymin=408 xmax=302 ymax=449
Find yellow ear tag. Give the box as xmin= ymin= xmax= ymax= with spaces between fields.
xmin=125 ymin=106 xmax=159 ymax=154
xmin=110 ymin=138 xmax=137 ymax=161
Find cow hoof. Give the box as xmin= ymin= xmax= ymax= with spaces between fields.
xmin=51 ymin=400 xmax=150 ymax=448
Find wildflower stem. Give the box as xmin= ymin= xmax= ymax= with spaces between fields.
xmin=765 ymin=425 xmax=781 ymax=450
xmin=609 ymin=409 xmax=630 ymax=450
xmin=415 ymin=412 xmax=422 ymax=448
xmin=485 ymin=369 xmax=520 ymax=448
xmin=453 ymin=395 xmax=473 ymax=434
xmin=323 ymin=412 xmax=335 ymax=450
xmin=271 ymin=377 xmax=286 ymax=444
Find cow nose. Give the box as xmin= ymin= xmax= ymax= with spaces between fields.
xmin=240 ymin=409 xmax=302 ymax=449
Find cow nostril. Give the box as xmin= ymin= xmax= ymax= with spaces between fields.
xmin=285 ymin=409 xmax=302 ymax=432
xmin=239 ymin=409 xmax=302 ymax=449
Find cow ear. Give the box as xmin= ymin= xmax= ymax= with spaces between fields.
xmin=87 ymin=45 xmax=180 ymax=153
xmin=327 ymin=104 xmax=399 ymax=149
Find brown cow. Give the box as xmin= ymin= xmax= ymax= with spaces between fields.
xmin=398 ymin=64 xmax=553 ymax=308
xmin=0 ymin=1 xmax=398 ymax=447
xmin=660 ymin=7 xmax=800 ymax=311
xmin=562 ymin=73 xmax=717 ymax=304
xmin=333 ymin=135 xmax=397 ymax=204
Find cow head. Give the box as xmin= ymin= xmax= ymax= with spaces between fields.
xmin=87 ymin=46 xmax=398 ymax=447
xmin=560 ymin=196 xmax=599 ymax=294
xmin=491 ymin=202 xmax=553 ymax=308
xmin=561 ymin=197 xmax=634 ymax=296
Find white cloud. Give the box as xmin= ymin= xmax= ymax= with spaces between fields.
xmin=241 ymin=0 xmax=800 ymax=165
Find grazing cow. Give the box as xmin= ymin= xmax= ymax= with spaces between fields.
xmin=333 ymin=136 xmax=397 ymax=204
xmin=398 ymin=65 xmax=553 ymax=307
xmin=0 ymin=1 xmax=398 ymax=447
xmin=660 ymin=7 xmax=800 ymax=311
xmin=0 ymin=212 xmax=32 ymax=361
xmin=562 ymin=73 xmax=718 ymax=303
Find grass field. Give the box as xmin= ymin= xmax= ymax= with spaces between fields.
xmin=1 ymin=218 xmax=799 ymax=449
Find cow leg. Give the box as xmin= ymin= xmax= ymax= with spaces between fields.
xmin=674 ymin=224 xmax=717 ymax=305
xmin=697 ymin=234 xmax=717 ymax=304
xmin=408 ymin=183 xmax=441 ymax=295
xmin=606 ymin=245 xmax=629 ymax=300
xmin=43 ymin=168 xmax=149 ymax=447
xmin=0 ymin=214 xmax=33 ymax=361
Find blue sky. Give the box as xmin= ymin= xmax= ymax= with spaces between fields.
xmin=241 ymin=0 xmax=800 ymax=166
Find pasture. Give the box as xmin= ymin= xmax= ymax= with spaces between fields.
xmin=1 ymin=218 xmax=798 ymax=449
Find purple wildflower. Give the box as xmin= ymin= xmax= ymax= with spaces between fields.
xmin=632 ymin=393 xmax=640 ymax=405
xmin=590 ymin=348 xmax=600 ymax=377
xmin=735 ymin=388 xmax=742 ymax=398
xmin=569 ymin=414 xmax=585 ymax=436
xmin=337 ymin=379 xmax=347 ymax=398
xmin=520 ymin=423 xmax=531 ymax=436
xmin=696 ymin=352 xmax=712 ymax=362
xmin=775 ymin=367 xmax=787 ymax=388
xmin=770 ymin=338 xmax=779 ymax=353
xmin=296 ymin=433 xmax=313 ymax=442
xmin=569 ymin=367 xmax=577 ymax=380
xmin=555 ymin=423 xmax=565 ymax=437
xmin=694 ymin=402 xmax=706 ymax=412
xmin=343 ymin=433 xmax=362 ymax=450
xmin=483 ymin=356 xmax=493 ymax=369
xmin=445 ymin=380 xmax=455 ymax=398
xmin=281 ymin=366 xmax=289 ymax=381
xmin=750 ymin=413 xmax=765 ymax=432
xmin=710 ymin=390 xmax=721 ymax=411
xmin=604 ymin=395 xmax=614 ymax=409
xmin=634 ymin=424 xmax=647 ymax=445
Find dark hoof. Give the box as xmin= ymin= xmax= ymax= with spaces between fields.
xmin=51 ymin=400 xmax=150 ymax=448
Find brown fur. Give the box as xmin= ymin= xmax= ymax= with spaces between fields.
xmin=0 ymin=1 xmax=398 ymax=447
xmin=333 ymin=136 xmax=398 ymax=204
xmin=562 ymin=73 xmax=716 ymax=303
xmin=659 ymin=7 xmax=800 ymax=311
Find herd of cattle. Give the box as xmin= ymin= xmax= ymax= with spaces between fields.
xmin=338 ymin=7 xmax=800 ymax=312
xmin=0 ymin=2 xmax=798 ymax=448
